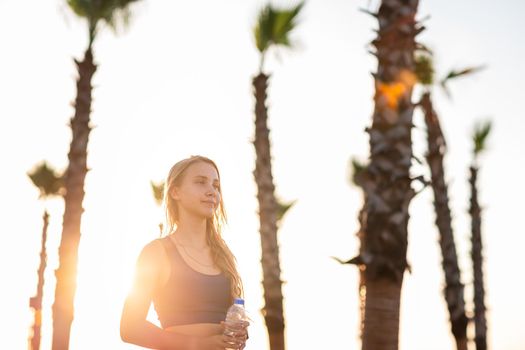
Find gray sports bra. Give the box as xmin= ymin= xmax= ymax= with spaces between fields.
xmin=152 ymin=236 xmax=231 ymax=328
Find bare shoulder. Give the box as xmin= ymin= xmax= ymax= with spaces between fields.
xmin=140 ymin=238 xmax=165 ymax=257
xmin=137 ymin=238 xmax=169 ymax=268
xmin=133 ymin=238 xmax=170 ymax=286
xmin=122 ymin=238 xmax=170 ymax=326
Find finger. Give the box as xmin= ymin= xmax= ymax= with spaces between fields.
xmin=234 ymin=333 xmax=247 ymax=342
xmin=221 ymin=338 xmax=237 ymax=350
xmin=227 ymin=336 xmax=244 ymax=348
xmin=238 ymin=340 xmax=247 ymax=350
xmin=234 ymin=329 xmax=248 ymax=339
xmin=224 ymin=338 xmax=243 ymax=350
xmin=224 ymin=334 xmax=240 ymax=345
xmin=217 ymin=339 xmax=227 ymax=350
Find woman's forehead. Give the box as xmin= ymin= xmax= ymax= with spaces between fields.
xmin=186 ymin=161 xmax=219 ymax=180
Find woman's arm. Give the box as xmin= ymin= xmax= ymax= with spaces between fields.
xmin=120 ymin=240 xmax=198 ymax=349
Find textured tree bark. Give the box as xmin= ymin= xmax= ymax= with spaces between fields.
xmin=52 ymin=48 xmax=96 ymax=350
xmin=421 ymin=92 xmax=468 ymax=350
xmin=358 ymin=1 xmax=421 ymax=349
xmin=253 ymin=73 xmax=285 ymax=350
xmin=29 ymin=210 xmax=49 ymax=350
xmin=470 ymin=166 xmax=488 ymax=350
xmin=357 ymin=205 xmax=367 ymax=339
xmin=362 ymin=277 xmax=402 ymax=350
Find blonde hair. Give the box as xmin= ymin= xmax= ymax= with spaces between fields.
xmin=162 ymin=155 xmax=243 ymax=301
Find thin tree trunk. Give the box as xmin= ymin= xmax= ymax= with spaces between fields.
xmin=358 ymin=1 xmax=421 ymax=348
xmin=421 ymin=92 xmax=468 ymax=350
xmin=357 ymin=208 xmax=367 ymax=339
xmin=52 ymin=48 xmax=96 ymax=350
xmin=29 ymin=210 xmax=49 ymax=350
xmin=469 ymin=165 xmax=487 ymax=350
xmin=252 ymin=72 xmax=285 ymax=350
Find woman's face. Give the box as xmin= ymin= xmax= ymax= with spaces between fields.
xmin=171 ymin=161 xmax=221 ymax=219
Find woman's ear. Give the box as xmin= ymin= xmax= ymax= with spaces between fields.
xmin=169 ymin=187 xmax=180 ymax=200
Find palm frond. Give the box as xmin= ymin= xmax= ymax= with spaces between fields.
xmin=358 ymin=7 xmax=378 ymax=18
xmin=27 ymin=162 xmax=65 ymax=199
xmin=276 ymin=198 xmax=297 ymax=224
xmin=273 ymin=3 xmax=304 ymax=46
xmin=66 ymin=0 xmax=140 ymax=40
xmin=254 ymin=5 xmax=274 ymax=53
xmin=150 ymin=180 xmax=165 ymax=206
xmin=254 ymin=2 xmax=304 ymax=54
xmin=350 ymin=158 xmax=367 ymax=187
xmin=472 ymin=120 xmax=492 ymax=155
xmin=440 ymin=65 xmax=486 ymax=98
xmin=415 ymin=53 xmax=434 ymax=86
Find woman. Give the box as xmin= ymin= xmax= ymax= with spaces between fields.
xmin=120 ymin=155 xmax=249 ymax=349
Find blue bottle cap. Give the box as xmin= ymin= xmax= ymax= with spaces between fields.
xmin=234 ymin=298 xmax=245 ymax=305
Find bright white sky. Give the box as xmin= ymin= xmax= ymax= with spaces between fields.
xmin=1 ymin=0 xmax=524 ymax=349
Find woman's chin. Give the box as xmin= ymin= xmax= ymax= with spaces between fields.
xmin=200 ymin=209 xmax=216 ymax=219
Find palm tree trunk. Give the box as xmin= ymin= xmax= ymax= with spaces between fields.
xmin=29 ymin=210 xmax=49 ymax=350
xmin=362 ymin=277 xmax=402 ymax=350
xmin=469 ymin=165 xmax=487 ymax=350
xmin=252 ymin=72 xmax=285 ymax=350
xmin=359 ymin=1 xmax=421 ymax=348
xmin=52 ymin=48 xmax=96 ymax=350
xmin=421 ymin=92 xmax=468 ymax=350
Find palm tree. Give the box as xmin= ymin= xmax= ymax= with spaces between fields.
xmin=150 ymin=180 xmax=165 ymax=236
xmin=469 ymin=121 xmax=491 ymax=350
xmin=251 ymin=3 xmax=303 ymax=349
xmin=350 ymin=1 xmax=421 ymax=348
xmin=52 ymin=1 xmax=140 ymax=349
xmin=27 ymin=162 xmax=64 ymax=350
xmin=414 ymin=53 xmax=485 ymax=350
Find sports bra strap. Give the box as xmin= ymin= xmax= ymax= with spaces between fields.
xmin=159 ymin=236 xmax=177 ymax=264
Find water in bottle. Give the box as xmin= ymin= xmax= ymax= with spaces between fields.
xmin=224 ymin=298 xmax=247 ymax=349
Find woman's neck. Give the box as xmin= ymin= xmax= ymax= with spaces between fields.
xmin=173 ymin=217 xmax=208 ymax=248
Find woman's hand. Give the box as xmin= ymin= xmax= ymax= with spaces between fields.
xmin=194 ymin=334 xmax=231 ymax=350
xmin=220 ymin=320 xmax=250 ymax=350
xmin=235 ymin=320 xmax=250 ymax=350
xmin=193 ymin=332 xmax=245 ymax=350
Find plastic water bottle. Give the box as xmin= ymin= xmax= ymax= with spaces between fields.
xmin=224 ymin=298 xmax=247 ymax=349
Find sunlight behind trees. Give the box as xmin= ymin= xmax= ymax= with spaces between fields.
xmin=1 ymin=0 xmax=524 ymax=349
